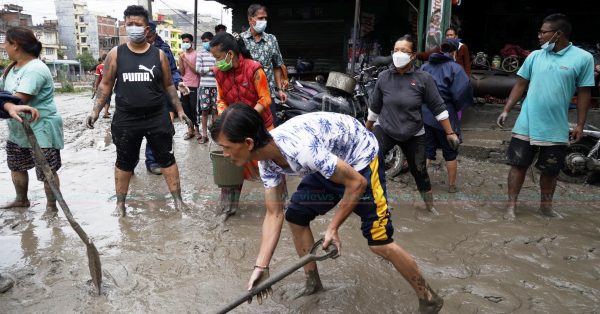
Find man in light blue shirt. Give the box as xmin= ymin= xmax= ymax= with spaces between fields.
xmin=497 ymin=13 xmax=595 ymax=220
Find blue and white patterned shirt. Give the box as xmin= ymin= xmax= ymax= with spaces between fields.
xmin=241 ymin=30 xmax=284 ymax=96
xmin=259 ymin=112 xmax=379 ymax=188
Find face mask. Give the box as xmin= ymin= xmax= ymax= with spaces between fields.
xmin=253 ymin=20 xmax=267 ymax=33
xmin=541 ymin=32 xmax=559 ymax=52
xmin=216 ymin=52 xmax=233 ymax=72
xmin=182 ymin=42 xmax=191 ymax=50
xmin=126 ymin=26 xmax=146 ymax=43
xmin=202 ymin=42 xmax=210 ymax=51
xmin=392 ymin=51 xmax=412 ymax=68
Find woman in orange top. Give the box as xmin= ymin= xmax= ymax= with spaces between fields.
xmin=210 ymin=32 xmax=276 ymax=216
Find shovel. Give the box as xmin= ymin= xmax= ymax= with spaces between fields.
xmin=216 ymin=238 xmax=338 ymax=314
xmin=21 ymin=120 xmax=102 ymax=295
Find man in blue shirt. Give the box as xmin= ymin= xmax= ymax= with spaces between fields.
xmin=497 ymin=13 xmax=595 ymax=220
xmin=144 ymin=21 xmax=183 ymax=175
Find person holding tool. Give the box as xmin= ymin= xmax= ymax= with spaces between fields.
xmin=211 ymin=105 xmax=444 ymax=313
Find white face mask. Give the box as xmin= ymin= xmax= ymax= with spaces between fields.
xmin=126 ymin=25 xmax=146 ymax=43
xmin=254 ymin=20 xmax=267 ymax=33
xmin=182 ymin=42 xmax=192 ymax=50
xmin=392 ymin=51 xmax=412 ymax=68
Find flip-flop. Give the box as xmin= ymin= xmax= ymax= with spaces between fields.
xmin=198 ymin=136 xmax=208 ymax=144
xmin=184 ymin=133 xmax=194 ymax=140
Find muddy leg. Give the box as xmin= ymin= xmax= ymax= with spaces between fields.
xmin=446 ymin=160 xmax=458 ymax=192
xmin=114 ymin=167 xmax=133 ymax=217
xmin=219 ymin=185 xmax=242 ymax=217
xmin=288 ymin=222 xmax=323 ymax=296
xmin=0 ymin=171 xmax=30 ymax=208
xmin=369 ymin=242 xmax=443 ymax=313
xmin=41 ymin=174 xmax=59 ymax=219
xmin=161 ymin=163 xmax=189 ymax=212
xmin=539 ymin=173 xmax=561 ymax=218
xmin=505 ymin=165 xmax=527 ymax=220
xmin=420 ymin=191 xmax=439 ymax=215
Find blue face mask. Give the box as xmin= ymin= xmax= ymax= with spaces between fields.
xmin=541 ymin=32 xmax=559 ymax=52
xmin=202 ymin=42 xmax=210 ymax=51
xmin=253 ymin=20 xmax=267 ymax=33
xmin=182 ymin=42 xmax=191 ymax=50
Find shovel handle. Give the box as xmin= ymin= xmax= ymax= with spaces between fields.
xmin=215 ymin=238 xmax=337 ymax=314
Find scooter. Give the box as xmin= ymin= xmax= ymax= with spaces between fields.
xmin=276 ymin=56 xmax=406 ymax=178
xmin=561 ymin=123 xmax=600 ymax=184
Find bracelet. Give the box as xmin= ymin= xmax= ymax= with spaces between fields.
xmin=254 ymin=265 xmax=269 ymax=270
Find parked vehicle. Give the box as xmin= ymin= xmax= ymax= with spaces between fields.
xmin=560 ymin=123 xmax=600 ymax=184
xmin=276 ymin=57 xmax=406 ymax=177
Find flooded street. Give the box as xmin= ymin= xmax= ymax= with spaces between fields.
xmin=1 ymin=93 xmax=599 ymax=313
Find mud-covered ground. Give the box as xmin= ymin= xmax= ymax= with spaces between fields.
xmin=1 ymin=93 xmax=599 ymax=313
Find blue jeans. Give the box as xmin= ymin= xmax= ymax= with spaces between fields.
xmin=145 ymin=143 xmax=160 ymax=169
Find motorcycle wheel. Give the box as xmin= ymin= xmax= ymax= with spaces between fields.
xmin=385 ymin=145 xmax=405 ymax=178
xmin=557 ymin=142 xmax=596 ymax=184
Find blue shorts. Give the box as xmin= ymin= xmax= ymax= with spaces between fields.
xmin=285 ymin=154 xmax=394 ymax=246
xmin=425 ymin=125 xmax=459 ymax=161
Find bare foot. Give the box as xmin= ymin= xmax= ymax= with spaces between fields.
xmin=0 ymin=199 xmax=31 ymax=209
xmin=427 ymin=206 xmax=440 ymax=216
xmin=540 ymin=207 xmax=563 ymax=218
xmin=294 ymin=269 xmax=323 ymax=299
xmin=174 ymin=199 xmax=190 ymax=212
xmin=41 ymin=205 xmax=58 ymax=220
xmin=504 ymin=206 xmax=516 ymax=221
xmin=112 ymin=204 xmax=126 ymax=217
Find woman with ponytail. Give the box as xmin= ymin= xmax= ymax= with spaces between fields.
xmin=209 ymin=32 xmax=276 ymax=216
xmin=0 ymin=27 xmax=64 ymax=219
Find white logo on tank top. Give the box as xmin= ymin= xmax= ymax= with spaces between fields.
xmin=121 ymin=64 xmax=155 ymax=82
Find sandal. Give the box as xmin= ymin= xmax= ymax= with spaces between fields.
xmin=183 ymin=132 xmax=195 ymax=140
xmin=198 ymin=136 xmax=208 ymax=144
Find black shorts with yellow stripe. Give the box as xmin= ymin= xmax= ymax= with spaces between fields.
xmin=285 ymin=154 xmax=394 ymax=246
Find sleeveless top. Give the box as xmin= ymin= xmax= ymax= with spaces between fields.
xmin=115 ymin=44 xmax=165 ymax=115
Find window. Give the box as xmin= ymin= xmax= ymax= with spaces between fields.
xmin=45 ymin=48 xmax=55 ymax=56
xmin=81 ymin=37 xmax=87 ymax=43
xmin=82 ymin=47 xmax=88 ymax=53
xmin=79 ymin=16 xmax=84 ymax=22
xmin=0 ymin=33 xmax=5 ymax=43
xmin=80 ymin=27 xmax=86 ymax=33
xmin=0 ymin=49 xmax=7 ymax=59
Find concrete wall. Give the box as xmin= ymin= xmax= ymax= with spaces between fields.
xmin=54 ymin=0 xmax=77 ymax=59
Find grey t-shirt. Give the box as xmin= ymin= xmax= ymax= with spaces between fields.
xmin=370 ymin=65 xmax=446 ymax=141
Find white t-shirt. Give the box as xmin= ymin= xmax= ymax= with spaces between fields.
xmin=259 ymin=112 xmax=379 ymax=188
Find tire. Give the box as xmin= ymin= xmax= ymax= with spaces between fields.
xmin=385 ymin=145 xmax=405 ymax=178
xmin=557 ymin=142 xmax=596 ymax=184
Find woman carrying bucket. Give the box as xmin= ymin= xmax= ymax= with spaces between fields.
xmin=209 ymin=32 xmax=274 ymax=215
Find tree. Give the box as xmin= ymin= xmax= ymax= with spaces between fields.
xmin=57 ymin=49 xmax=65 ymax=60
xmin=77 ymin=52 xmax=97 ymax=71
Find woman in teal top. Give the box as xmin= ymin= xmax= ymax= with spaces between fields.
xmin=0 ymin=26 xmax=64 ymax=219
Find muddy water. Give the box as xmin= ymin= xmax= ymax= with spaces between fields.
xmin=1 ymin=93 xmax=600 ymax=313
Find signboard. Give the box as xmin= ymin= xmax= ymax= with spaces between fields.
xmin=425 ymin=0 xmax=451 ymax=50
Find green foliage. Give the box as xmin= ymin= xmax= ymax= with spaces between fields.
xmin=57 ymin=49 xmax=65 ymax=60
xmin=56 ymin=65 xmax=74 ymax=92
xmin=77 ymin=52 xmax=97 ymax=71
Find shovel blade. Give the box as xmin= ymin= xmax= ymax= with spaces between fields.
xmin=86 ymin=241 xmax=102 ymax=295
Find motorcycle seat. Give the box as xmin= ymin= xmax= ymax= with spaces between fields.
xmin=285 ymin=95 xmax=318 ymax=112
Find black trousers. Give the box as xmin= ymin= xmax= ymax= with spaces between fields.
xmin=181 ymin=87 xmax=198 ymax=128
xmin=374 ymin=126 xmax=432 ymax=192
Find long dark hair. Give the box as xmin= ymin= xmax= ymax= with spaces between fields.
xmin=209 ymin=32 xmax=253 ymax=60
xmin=6 ymin=26 xmax=42 ymax=58
xmin=3 ymin=27 xmax=42 ymax=78
xmin=210 ymin=104 xmax=272 ymax=150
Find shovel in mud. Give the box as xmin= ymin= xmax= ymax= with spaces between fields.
xmin=21 ymin=120 xmax=102 ymax=295
xmin=215 ymin=238 xmax=338 ymax=314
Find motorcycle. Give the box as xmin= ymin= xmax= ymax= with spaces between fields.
xmin=276 ymin=56 xmax=406 ymax=178
xmin=560 ymin=123 xmax=600 ymax=184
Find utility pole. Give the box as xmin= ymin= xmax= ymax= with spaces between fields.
xmin=138 ymin=0 xmax=153 ymax=19
xmin=194 ymin=0 xmax=198 ymax=50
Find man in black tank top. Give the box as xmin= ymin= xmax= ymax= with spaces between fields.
xmin=85 ymin=5 xmax=193 ymax=217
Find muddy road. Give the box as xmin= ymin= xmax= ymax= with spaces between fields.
xmin=1 ymin=93 xmax=599 ymax=313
